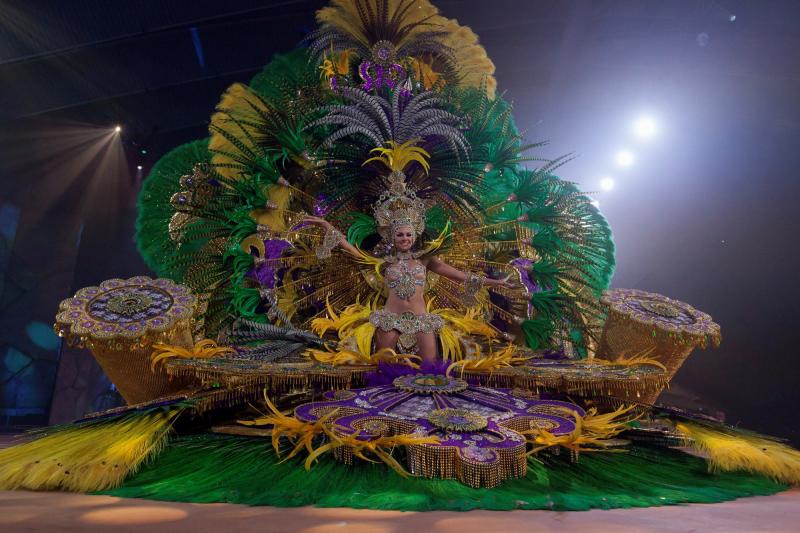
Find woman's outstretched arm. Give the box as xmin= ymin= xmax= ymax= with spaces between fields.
xmin=426 ymin=257 xmax=514 ymax=289
xmin=302 ymin=216 xmax=361 ymax=258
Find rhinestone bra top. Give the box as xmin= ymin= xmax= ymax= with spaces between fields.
xmin=385 ymin=257 xmax=426 ymax=300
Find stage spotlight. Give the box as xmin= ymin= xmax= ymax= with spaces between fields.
xmin=615 ymin=150 xmax=635 ymax=167
xmin=633 ymin=116 xmax=657 ymax=140
xmin=729 ymin=15 xmax=736 ymax=22
xmin=114 ymin=125 xmax=122 ymax=133
xmin=136 ymin=165 xmax=143 ymax=170
xmin=600 ymin=177 xmax=615 ymax=191
xmin=590 ymin=199 xmax=600 ymax=208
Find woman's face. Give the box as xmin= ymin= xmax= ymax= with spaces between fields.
xmin=393 ymin=225 xmax=415 ymax=252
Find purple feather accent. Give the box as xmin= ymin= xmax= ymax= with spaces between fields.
xmin=359 ymin=61 xmax=377 ymax=91
xmin=313 ymin=195 xmax=331 ymax=216
xmin=249 ymin=239 xmax=291 ymax=289
xmin=364 ymin=358 xmax=457 ymax=386
xmin=364 ymin=362 xmax=416 ymax=386
xmin=385 ymin=64 xmax=406 ymax=89
xmin=359 ymin=61 xmax=407 ymax=91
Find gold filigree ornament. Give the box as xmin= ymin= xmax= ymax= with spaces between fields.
xmin=54 ymin=276 xmax=199 ymax=404
xmin=427 ymin=408 xmax=488 ymax=432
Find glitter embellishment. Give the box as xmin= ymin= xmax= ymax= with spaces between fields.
xmin=369 ymin=310 xmax=444 ymax=351
xmin=385 ymin=258 xmax=426 ymax=300
xmin=428 ymin=408 xmax=488 ymax=432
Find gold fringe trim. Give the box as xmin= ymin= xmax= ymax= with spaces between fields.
xmin=406 ymin=440 xmax=526 ymax=489
xmin=165 ymin=361 xmax=372 ymax=394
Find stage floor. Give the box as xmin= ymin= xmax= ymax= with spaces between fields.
xmin=1 ymin=488 xmax=799 ymax=532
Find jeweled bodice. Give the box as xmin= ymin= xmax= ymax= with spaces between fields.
xmin=385 ymin=256 xmax=426 ymax=300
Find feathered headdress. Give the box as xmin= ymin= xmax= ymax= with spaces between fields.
xmin=373 ymin=170 xmax=426 ymax=240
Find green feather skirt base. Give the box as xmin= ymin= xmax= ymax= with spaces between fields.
xmin=99 ymin=434 xmax=786 ymax=511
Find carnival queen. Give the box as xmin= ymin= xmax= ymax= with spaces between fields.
xmin=303 ymin=169 xmax=514 ymax=366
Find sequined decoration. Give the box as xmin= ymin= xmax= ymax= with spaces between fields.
xmin=293 ymin=379 xmax=586 ymax=488
xmin=55 ymin=276 xmax=196 ymax=341
xmin=369 ymin=310 xmax=444 ymax=351
xmin=462 ymin=272 xmax=485 ymax=306
xmin=428 ymin=408 xmax=488 ymax=432
xmin=315 ymin=227 xmax=344 ymax=259
xmin=385 ymin=259 xmax=425 ymax=300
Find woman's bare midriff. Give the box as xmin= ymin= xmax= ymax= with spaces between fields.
xmin=384 ymin=291 xmax=427 ymax=315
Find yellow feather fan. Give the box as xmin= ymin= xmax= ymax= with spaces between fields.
xmin=0 ymin=408 xmax=183 ymax=492
xmin=676 ymin=422 xmax=800 ymax=485
xmin=208 ymin=83 xmax=268 ymax=180
xmin=364 ymin=140 xmax=431 ymax=174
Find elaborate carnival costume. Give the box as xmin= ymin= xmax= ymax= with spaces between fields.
xmin=2 ymin=0 xmax=800 ymax=509
xmin=367 ymin=172 xmax=441 ymax=352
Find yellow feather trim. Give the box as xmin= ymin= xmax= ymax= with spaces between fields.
xmin=522 ymin=404 xmax=638 ymax=455
xmin=591 ymin=347 xmax=668 ymax=372
xmin=676 ymin=422 xmax=800 ymax=485
xmin=590 ymin=356 xmax=668 ymax=372
xmin=319 ymin=49 xmax=353 ymax=80
xmin=308 ymin=428 xmax=438 ymax=478
xmin=0 ymin=409 xmax=182 ymax=492
xmin=364 ymin=140 xmax=431 ymax=174
xmin=416 ymin=222 xmax=450 ymax=257
xmin=310 ymin=298 xmax=376 ymax=341
xmin=150 ymin=339 xmax=234 ymax=371
xmin=437 ymin=325 xmax=463 ymax=361
xmin=434 ymin=307 xmax=498 ymax=339
xmin=238 ymin=390 xmax=437 ymax=476
xmin=305 ymin=347 xmax=421 ymax=368
xmin=248 ymin=182 xmax=292 ymax=233
xmin=240 ymin=234 xmax=266 ymax=257
xmin=446 ymin=343 xmax=531 ymax=375
xmin=312 ymin=298 xmax=498 ymax=362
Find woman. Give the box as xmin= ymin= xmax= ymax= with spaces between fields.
xmin=302 ymin=212 xmax=513 ymax=366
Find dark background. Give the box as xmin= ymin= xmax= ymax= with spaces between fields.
xmin=0 ymin=1 xmax=797 ymax=444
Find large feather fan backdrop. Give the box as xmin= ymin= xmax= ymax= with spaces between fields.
xmin=135 ymin=0 xmax=614 ymax=357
